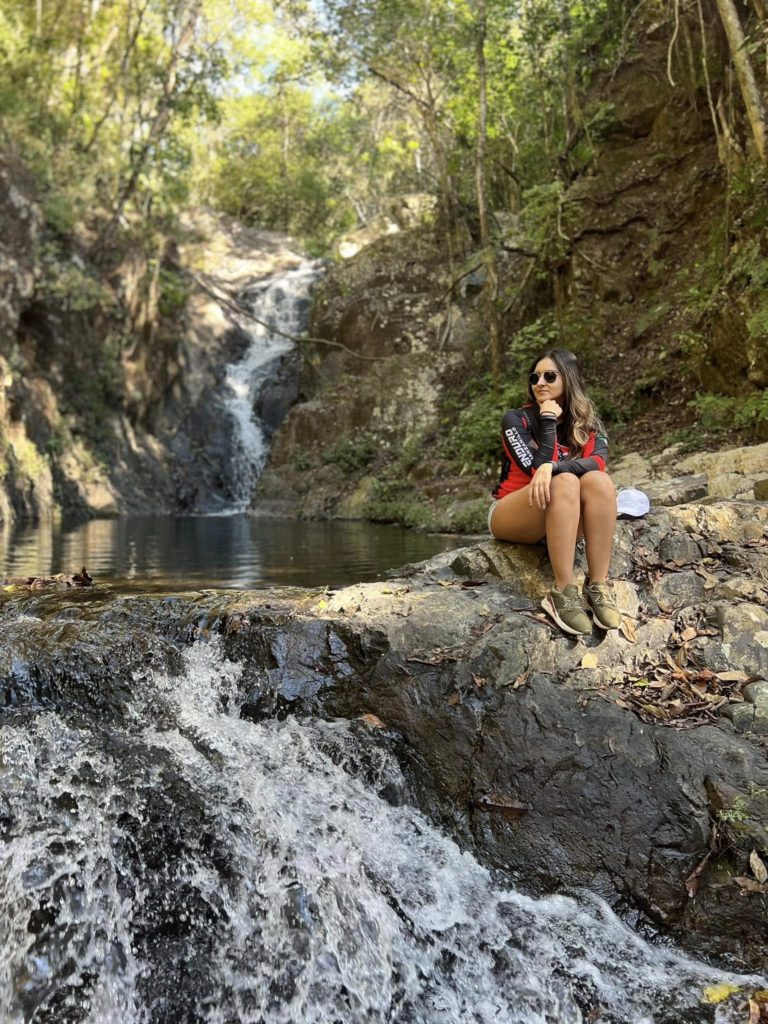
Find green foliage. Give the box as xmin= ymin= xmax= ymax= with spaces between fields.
xmin=157 ymin=267 xmax=191 ymax=317
xmin=322 ymin=435 xmax=377 ymax=474
xmin=36 ymin=242 xmax=115 ymax=312
xmin=367 ymin=478 xmax=433 ymax=529
xmin=679 ymin=169 xmax=768 ymax=380
xmin=691 ymin=391 xmax=768 ymax=434
xmin=718 ymin=796 xmax=749 ymax=827
xmin=0 ymin=0 xmax=250 ymax=237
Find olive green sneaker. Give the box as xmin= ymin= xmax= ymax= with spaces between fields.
xmin=583 ymin=579 xmax=622 ymax=630
xmin=541 ymin=584 xmax=592 ymax=636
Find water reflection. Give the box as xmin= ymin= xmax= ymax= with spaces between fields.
xmin=0 ymin=515 xmax=464 ymax=590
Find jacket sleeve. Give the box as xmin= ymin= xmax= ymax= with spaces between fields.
xmin=551 ymin=432 xmax=608 ymax=476
xmin=501 ymin=410 xmax=558 ymax=474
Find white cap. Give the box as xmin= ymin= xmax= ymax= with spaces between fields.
xmin=617 ymin=488 xmax=651 ymax=518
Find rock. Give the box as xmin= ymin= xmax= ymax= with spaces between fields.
xmin=610 ymin=442 xmax=767 ymax=514
xmin=2 ymin=501 xmax=768 ymax=971
xmin=605 ymin=452 xmax=652 ymax=489
xmin=658 ymin=531 xmax=701 ymax=565
xmin=708 ymin=472 xmax=754 ymax=499
xmin=644 ymin=474 xmax=707 ymax=505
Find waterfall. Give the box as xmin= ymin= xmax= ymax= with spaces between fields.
xmin=223 ymin=260 xmax=324 ymax=512
xmin=0 ymin=639 xmax=761 ymax=1024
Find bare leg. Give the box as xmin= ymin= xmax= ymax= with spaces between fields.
xmin=545 ymin=474 xmax=581 ymax=590
xmin=490 ymin=485 xmax=546 ymax=543
xmin=579 ymin=472 xmax=617 ymax=583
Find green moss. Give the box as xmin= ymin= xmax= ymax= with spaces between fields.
xmin=12 ymin=435 xmax=48 ymax=480
xmin=322 ymin=436 xmax=377 ymax=474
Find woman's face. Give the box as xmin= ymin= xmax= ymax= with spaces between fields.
xmin=531 ymin=357 xmax=565 ymax=407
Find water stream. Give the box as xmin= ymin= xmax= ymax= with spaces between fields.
xmin=0 ymin=640 xmax=760 ymax=1024
xmin=224 ymin=260 xmax=324 ymax=512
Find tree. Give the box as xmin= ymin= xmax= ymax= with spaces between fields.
xmin=714 ymin=0 xmax=767 ymax=164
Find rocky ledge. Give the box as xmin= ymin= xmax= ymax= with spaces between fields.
xmin=1 ymin=500 xmax=767 ymax=971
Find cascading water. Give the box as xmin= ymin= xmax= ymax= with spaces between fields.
xmin=0 ymin=639 xmax=762 ymax=1024
xmin=224 ymin=260 xmax=324 ymax=512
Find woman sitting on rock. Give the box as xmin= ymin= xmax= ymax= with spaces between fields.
xmin=488 ymin=347 xmax=621 ymax=636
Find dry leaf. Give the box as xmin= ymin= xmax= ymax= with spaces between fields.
xmin=750 ymin=850 xmax=768 ymax=884
xmin=749 ymin=1000 xmax=761 ymax=1024
xmin=359 ymin=714 xmax=385 ymax=729
xmin=716 ymin=670 xmax=750 ymax=683
xmin=615 ymin=699 xmax=631 ymax=710
xmin=619 ymin=618 xmax=637 ymax=643
xmin=447 ymin=691 xmax=462 ymax=706
xmin=733 ymin=876 xmax=768 ymax=894
xmin=459 ymin=579 xmax=487 ymax=589
xmin=684 ymin=851 xmax=711 ymax=897
xmin=581 ymin=652 xmax=599 ymax=669
xmin=511 ymin=672 xmax=529 ymax=690
xmin=473 ymin=792 xmax=529 ymax=820
xmin=471 ymin=673 xmax=486 ymax=689
xmin=680 ymin=626 xmax=698 ymax=642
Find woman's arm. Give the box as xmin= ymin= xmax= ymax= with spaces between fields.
xmin=551 ymin=433 xmax=608 ymax=476
xmin=500 ymin=409 xmax=558 ymax=472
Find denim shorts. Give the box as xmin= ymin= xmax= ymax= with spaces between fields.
xmin=487 ymin=499 xmax=498 ymax=536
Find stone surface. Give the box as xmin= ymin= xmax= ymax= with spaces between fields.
xmin=644 ymin=474 xmax=708 ymax=506
xmin=2 ymin=501 xmax=768 ymax=971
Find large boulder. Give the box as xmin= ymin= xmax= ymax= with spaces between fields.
xmin=1 ymin=501 xmax=767 ymax=971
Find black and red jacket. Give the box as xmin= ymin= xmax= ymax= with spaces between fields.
xmin=492 ymin=404 xmax=608 ymax=499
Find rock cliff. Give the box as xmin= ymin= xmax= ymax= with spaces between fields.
xmin=0 ymin=160 xmax=306 ymax=525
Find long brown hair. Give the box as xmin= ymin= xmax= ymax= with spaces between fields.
xmin=526 ymin=348 xmax=603 ymax=456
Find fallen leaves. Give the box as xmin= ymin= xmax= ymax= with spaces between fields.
xmin=619 ymin=618 xmax=637 ymax=643
xmin=613 ymin=664 xmax=748 ymax=727
xmin=359 ymin=713 xmax=386 ymax=729
xmin=685 ymin=850 xmax=712 ymax=898
xmin=580 ymin=652 xmax=599 ymax=669
xmin=1 ymin=565 xmax=94 ymax=589
xmin=750 ymin=850 xmax=768 ymax=884
xmin=733 ymin=876 xmax=768 ymax=894
xmin=472 ymin=792 xmax=529 ymax=820
xmin=747 ymin=992 xmax=768 ymax=1023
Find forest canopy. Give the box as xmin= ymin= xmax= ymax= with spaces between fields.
xmin=2 ymin=0 xmax=767 ymax=420
xmin=0 ymin=0 xmax=672 ymax=250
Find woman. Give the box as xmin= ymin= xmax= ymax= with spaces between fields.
xmin=488 ymin=348 xmax=620 ymax=636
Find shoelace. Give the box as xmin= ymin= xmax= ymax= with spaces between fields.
xmin=588 ymin=586 xmax=615 ymax=608
xmin=559 ymin=590 xmax=584 ymax=611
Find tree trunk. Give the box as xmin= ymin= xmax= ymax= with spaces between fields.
xmin=474 ymin=0 xmax=503 ymax=391
xmin=92 ymin=2 xmax=199 ymax=252
xmin=715 ymin=0 xmax=767 ymax=163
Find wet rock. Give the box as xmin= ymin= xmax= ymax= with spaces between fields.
xmin=2 ymin=501 xmax=768 ymax=973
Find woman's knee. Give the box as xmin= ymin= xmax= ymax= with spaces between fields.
xmin=580 ymin=472 xmax=616 ymax=500
xmin=550 ymin=474 xmax=580 ymax=503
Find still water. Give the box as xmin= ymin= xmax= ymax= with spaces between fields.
xmin=0 ymin=515 xmax=465 ymax=590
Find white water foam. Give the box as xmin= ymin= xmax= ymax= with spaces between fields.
xmin=224 ymin=261 xmax=323 ymax=511
xmin=0 ymin=641 xmax=763 ymax=1023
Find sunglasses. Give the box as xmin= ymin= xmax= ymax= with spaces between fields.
xmin=529 ymin=370 xmax=560 ymax=386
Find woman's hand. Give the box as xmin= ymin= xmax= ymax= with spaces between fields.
xmin=539 ymin=399 xmax=562 ymax=418
xmin=529 ymin=463 xmax=554 ymax=510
